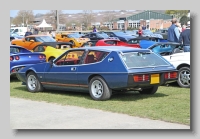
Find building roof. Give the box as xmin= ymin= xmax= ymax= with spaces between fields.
xmin=127 ymin=10 xmax=172 ymax=21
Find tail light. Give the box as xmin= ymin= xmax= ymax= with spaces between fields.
xmin=10 ymin=56 xmax=14 ymax=61
xmin=68 ymin=55 xmax=71 ymax=58
xmin=39 ymin=55 xmax=46 ymax=59
xmin=15 ymin=56 xmax=20 ymax=60
xmin=164 ymin=72 xmax=177 ymax=79
xmin=72 ymin=54 xmax=74 ymax=58
xmin=133 ymin=74 xmax=149 ymax=82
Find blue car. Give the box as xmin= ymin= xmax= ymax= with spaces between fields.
xmin=10 ymin=45 xmax=46 ymax=76
xmin=104 ymin=31 xmax=136 ymax=42
xmin=16 ymin=46 xmax=178 ymax=101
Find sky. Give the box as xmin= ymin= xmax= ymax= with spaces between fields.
xmin=10 ymin=10 xmax=126 ymax=17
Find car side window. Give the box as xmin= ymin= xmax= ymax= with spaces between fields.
xmin=84 ymin=51 xmax=109 ymax=64
xmin=127 ymin=39 xmax=138 ymax=44
xmin=25 ymin=37 xmax=30 ymax=41
xmin=55 ymin=50 xmax=85 ymax=66
xmin=105 ymin=40 xmax=116 ymax=45
xmin=35 ymin=46 xmax=46 ymax=52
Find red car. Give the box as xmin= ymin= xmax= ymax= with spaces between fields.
xmin=82 ymin=38 xmax=141 ymax=48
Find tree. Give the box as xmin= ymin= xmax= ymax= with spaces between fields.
xmin=80 ymin=10 xmax=94 ymax=30
xmin=165 ymin=10 xmax=189 ymax=20
xmin=12 ymin=10 xmax=34 ymax=26
xmin=179 ymin=15 xmax=189 ymax=25
xmin=102 ymin=11 xmax=117 ymax=30
xmin=44 ymin=10 xmax=67 ymax=30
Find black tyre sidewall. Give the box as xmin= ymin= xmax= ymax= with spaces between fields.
xmin=177 ymin=67 xmax=190 ymax=88
xmin=89 ymin=76 xmax=112 ymax=101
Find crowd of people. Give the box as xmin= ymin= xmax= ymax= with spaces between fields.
xmin=24 ymin=25 xmax=55 ymax=38
xmin=167 ymin=18 xmax=190 ymax=52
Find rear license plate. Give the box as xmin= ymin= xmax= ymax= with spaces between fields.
xmin=150 ymin=74 xmax=160 ymax=84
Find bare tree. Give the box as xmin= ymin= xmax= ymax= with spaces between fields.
xmin=102 ymin=11 xmax=117 ymax=30
xmin=80 ymin=10 xmax=94 ymax=30
xmin=12 ymin=10 xmax=34 ymax=26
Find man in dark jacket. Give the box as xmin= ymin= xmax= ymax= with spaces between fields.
xmin=167 ymin=18 xmax=180 ymax=43
xmin=179 ymin=21 xmax=190 ymax=52
xmin=24 ymin=28 xmax=33 ymax=37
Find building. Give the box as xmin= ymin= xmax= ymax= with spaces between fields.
xmin=114 ymin=10 xmax=173 ymax=30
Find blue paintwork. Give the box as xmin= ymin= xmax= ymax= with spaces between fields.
xmin=16 ymin=46 xmax=177 ymax=92
xmin=10 ymin=45 xmax=46 ymax=76
xmin=147 ymin=42 xmax=182 ymax=54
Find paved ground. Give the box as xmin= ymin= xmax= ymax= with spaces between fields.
xmin=10 ymin=97 xmax=190 ymax=129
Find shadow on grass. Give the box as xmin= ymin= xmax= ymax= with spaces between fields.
xmin=10 ymin=76 xmax=21 ymax=83
xmin=14 ymin=86 xmax=168 ymax=102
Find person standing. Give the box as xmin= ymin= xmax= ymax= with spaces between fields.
xmin=179 ymin=21 xmax=190 ymax=52
xmin=167 ymin=18 xmax=180 ymax=43
xmin=33 ymin=25 xmax=39 ymax=35
xmin=24 ymin=28 xmax=33 ymax=37
xmin=92 ymin=25 xmax=97 ymax=32
xmin=182 ymin=25 xmax=187 ymax=32
xmin=138 ymin=26 xmax=143 ymax=37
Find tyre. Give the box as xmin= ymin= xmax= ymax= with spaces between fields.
xmin=89 ymin=76 xmax=112 ymax=101
xmin=177 ymin=67 xmax=190 ymax=88
xmin=139 ymin=86 xmax=158 ymax=94
xmin=26 ymin=71 xmax=44 ymax=93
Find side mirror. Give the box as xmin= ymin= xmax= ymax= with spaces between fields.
xmin=49 ymin=60 xmax=54 ymax=68
xmin=30 ymin=40 xmax=35 ymax=42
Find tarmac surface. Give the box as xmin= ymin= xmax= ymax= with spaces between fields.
xmin=10 ymin=97 xmax=190 ymax=129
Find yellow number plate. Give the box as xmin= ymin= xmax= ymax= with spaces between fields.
xmin=150 ymin=74 xmax=160 ymax=84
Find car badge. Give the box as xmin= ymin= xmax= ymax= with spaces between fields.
xmin=29 ymin=56 xmax=31 ymax=58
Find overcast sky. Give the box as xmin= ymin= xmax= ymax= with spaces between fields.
xmin=10 ymin=10 xmax=130 ymax=17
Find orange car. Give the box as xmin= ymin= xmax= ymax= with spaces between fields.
xmin=11 ymin=35 xmax=56 ymax=50
xmin=55 ymin=33 xmax=90 ymax=48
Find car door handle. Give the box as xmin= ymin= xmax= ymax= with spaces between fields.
xmin=71 ymin=67 xmax=76 ymax=71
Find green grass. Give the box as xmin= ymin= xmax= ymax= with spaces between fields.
xmin=10 ymin=77 xmax=190 ymax=125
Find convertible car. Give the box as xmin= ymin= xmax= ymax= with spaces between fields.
xmin=10 ymin=45 xmax=46 ymax=76
xmin=81 ymin=38 xmax=140 ymax=48
xmin=11 ymin=35 xmax=56 ymax=50
xmin=16 ymin=46 xmax=178 ymax=101
xmin=32 ymin=42 xmax=72 ymax=62
xmin=55 ymin=33 xmax=90 ymax=48
xmin=148 ymin=42 xmax=190 ymax=88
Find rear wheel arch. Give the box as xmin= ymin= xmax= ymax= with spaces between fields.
xmin=88 ymin=74 xmax=109 ymax=87
xmin=176 ymin=64 xmax=190 ymax=70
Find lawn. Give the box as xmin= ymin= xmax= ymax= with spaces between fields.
xmin=10 ymin=77 xmax=190 ymax=125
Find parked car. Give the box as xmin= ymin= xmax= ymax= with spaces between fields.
xmin=11 ymin=35 xmax=56 ymax=50
xmin=10 ymin=45 xmax=46 ymax=76
xmin=16 ymin=46 xmax=178 ymax=101
xmin=154 ymin=29 xmax=168 ymax=40
xmin=142 ymin=30 xmax=163 ymax=39
xmin=103 ymin=31 xmax=136 ymax=42
xmin=10 ymin=33 xmax=24 ymax=42
xmin=81 ymin=32 xmax=110 ymax=41
xmin=82 ymin=38 xmax=140 ymax=48
xmin=55 ymin=33 xmax=90 ymax=48
xmin=147 ymin=42 xmax=190 ymax=88
xmin=32 ymin=42 xmax=72 ymax=62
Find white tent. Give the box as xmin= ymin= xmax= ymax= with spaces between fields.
xmin=37 ymin=19 xmax=52 ymax=28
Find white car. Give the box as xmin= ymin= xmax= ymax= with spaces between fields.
xmin=148 ymin=42 xmax=190 ymax=88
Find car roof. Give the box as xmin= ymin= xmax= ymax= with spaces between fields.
xmin=152 ymin=42 xmax=181 ymax=45
xmin=36 ymin=42 xmax=72 ymax=47
xmin=72 ymin=46 xmax=151 ymax=53
xmin=26 ymin=35 xmax=50 ymax=37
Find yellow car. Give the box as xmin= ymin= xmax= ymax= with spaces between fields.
xmin=55 ymin=33 xmax=90 ymax=48
xmin=11 ymin=35 xmax=56 ymax=50
xmin=32 ymin=42 xmax=72 ymax=62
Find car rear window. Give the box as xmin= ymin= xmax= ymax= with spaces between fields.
xmin=120 ymin=52 xmax=170 ymax=68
